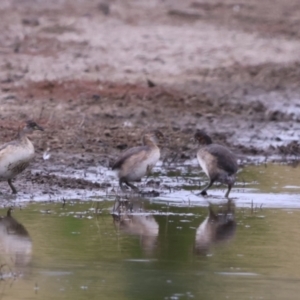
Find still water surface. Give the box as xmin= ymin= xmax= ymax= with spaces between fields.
xmin=0 ymin=201 xmax=300 ymax=300
xmin=1 ymin=163 xmax=300 ymax=299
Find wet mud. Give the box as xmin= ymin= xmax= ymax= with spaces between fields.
xmin=0 ymin=0 xmax=300 ymax=199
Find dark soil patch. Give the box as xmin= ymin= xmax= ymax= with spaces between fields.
xmin=0 ymin=0 xmax=300 ymax=197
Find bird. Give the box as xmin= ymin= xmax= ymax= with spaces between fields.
xmin=0 ymin=120 xmax=44 ymax=194
xmin=112 ymin=130 xmax=163 ymax=192
xmin=194 ymin=130 xmax=238 ymax=198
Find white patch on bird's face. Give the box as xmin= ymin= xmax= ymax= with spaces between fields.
xmin=197 ymin=153 xmax=210 ymax=178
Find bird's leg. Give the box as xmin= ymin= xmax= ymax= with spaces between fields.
xmin=199 ymin=179 xmax=214 ymax=196
xmin=124 ymin=180 xmax=139 ymax=192
xmin=145 ymin=164 xmax=153 ymax=183
xmin=225 ymin=184 xmax=232 ymax=198
xmin=119 ymin=179 xmax=128 ymax=192
xmin=146 ymin=164 xmax=154 ymax=176
xmin=7 ymin=179 xmax=17 ymax=194
xmin=113 ymin=197 xmax=121 ymax=213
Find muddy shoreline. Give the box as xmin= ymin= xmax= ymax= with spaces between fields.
xmin=0 ymin=0 xmax=300 ymax=198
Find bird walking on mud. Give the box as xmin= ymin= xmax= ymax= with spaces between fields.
xmin=194 ymin=130 xmax=238 ymax=198
xmin=0 ymin=120 xmax=44 ymax=194
xmin=112 ymin=130 xmax=164 ymax=192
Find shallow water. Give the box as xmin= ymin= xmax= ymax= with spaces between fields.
xmin=1 ymin=200 xmax=300 ymax=300
xmin=156 ymin=162 xmax=300 ymax=208
xmin=15 ymin=162 xmax=300 ymax=208
xmin=0 ymin=163 xmax=300 ymax=299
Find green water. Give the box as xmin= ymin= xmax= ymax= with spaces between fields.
xmin=1 ymin=201 xmax=300 ymax=300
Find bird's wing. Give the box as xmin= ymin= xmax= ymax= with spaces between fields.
xmin=112 ymin=146 xmax=149 ymax=170
xmin=206 ymin=144 xmax=238 ymax=174
xmin=0 ymin=141 xmax=19 ymax=158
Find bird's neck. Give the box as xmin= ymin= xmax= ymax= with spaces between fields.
xmin=203 ymin=136 xmax=213 ymax=145
xmin=17 ymin=130 xmax=32 ymax=146
xmin=143 ymin=137 xmax=158 ymax=148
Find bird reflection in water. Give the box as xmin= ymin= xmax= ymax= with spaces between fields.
xmin=112 ymin=199 xmax=159 ymax=255
xmin=0 ymin=208 xmax=32 ymax=276
xmin=195 ymin=200 xmax=236 ymax=255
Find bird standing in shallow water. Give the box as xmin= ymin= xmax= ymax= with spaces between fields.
xmin=112 ymin=130 xmax=163 ymax=192
xmin=0 ymin=120 xmax=44 ymax=194
xmin=194 ymin=130 xmax=238 ymax=198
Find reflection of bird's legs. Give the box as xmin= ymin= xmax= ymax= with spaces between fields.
xmin=8 ymin=179 xmax=17 ymax=194
xmin=113 ymin=195 xmax=121 ymax=213
xmin=225 ymin=184 xmax=232 ymax=198
xmin=199 ymin=179 xmax=214 ymax=196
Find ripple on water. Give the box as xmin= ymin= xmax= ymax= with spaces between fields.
xmin=216 ymin=272 xmax=259 ymax=277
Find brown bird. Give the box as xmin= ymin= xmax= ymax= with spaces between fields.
xmin=194 ymin=130 xmax=238 ymax=198
xmin=0 ymin=120 xmax=44 ymax=194
xmin=112 ymin=130 xmax=163 ymax=192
